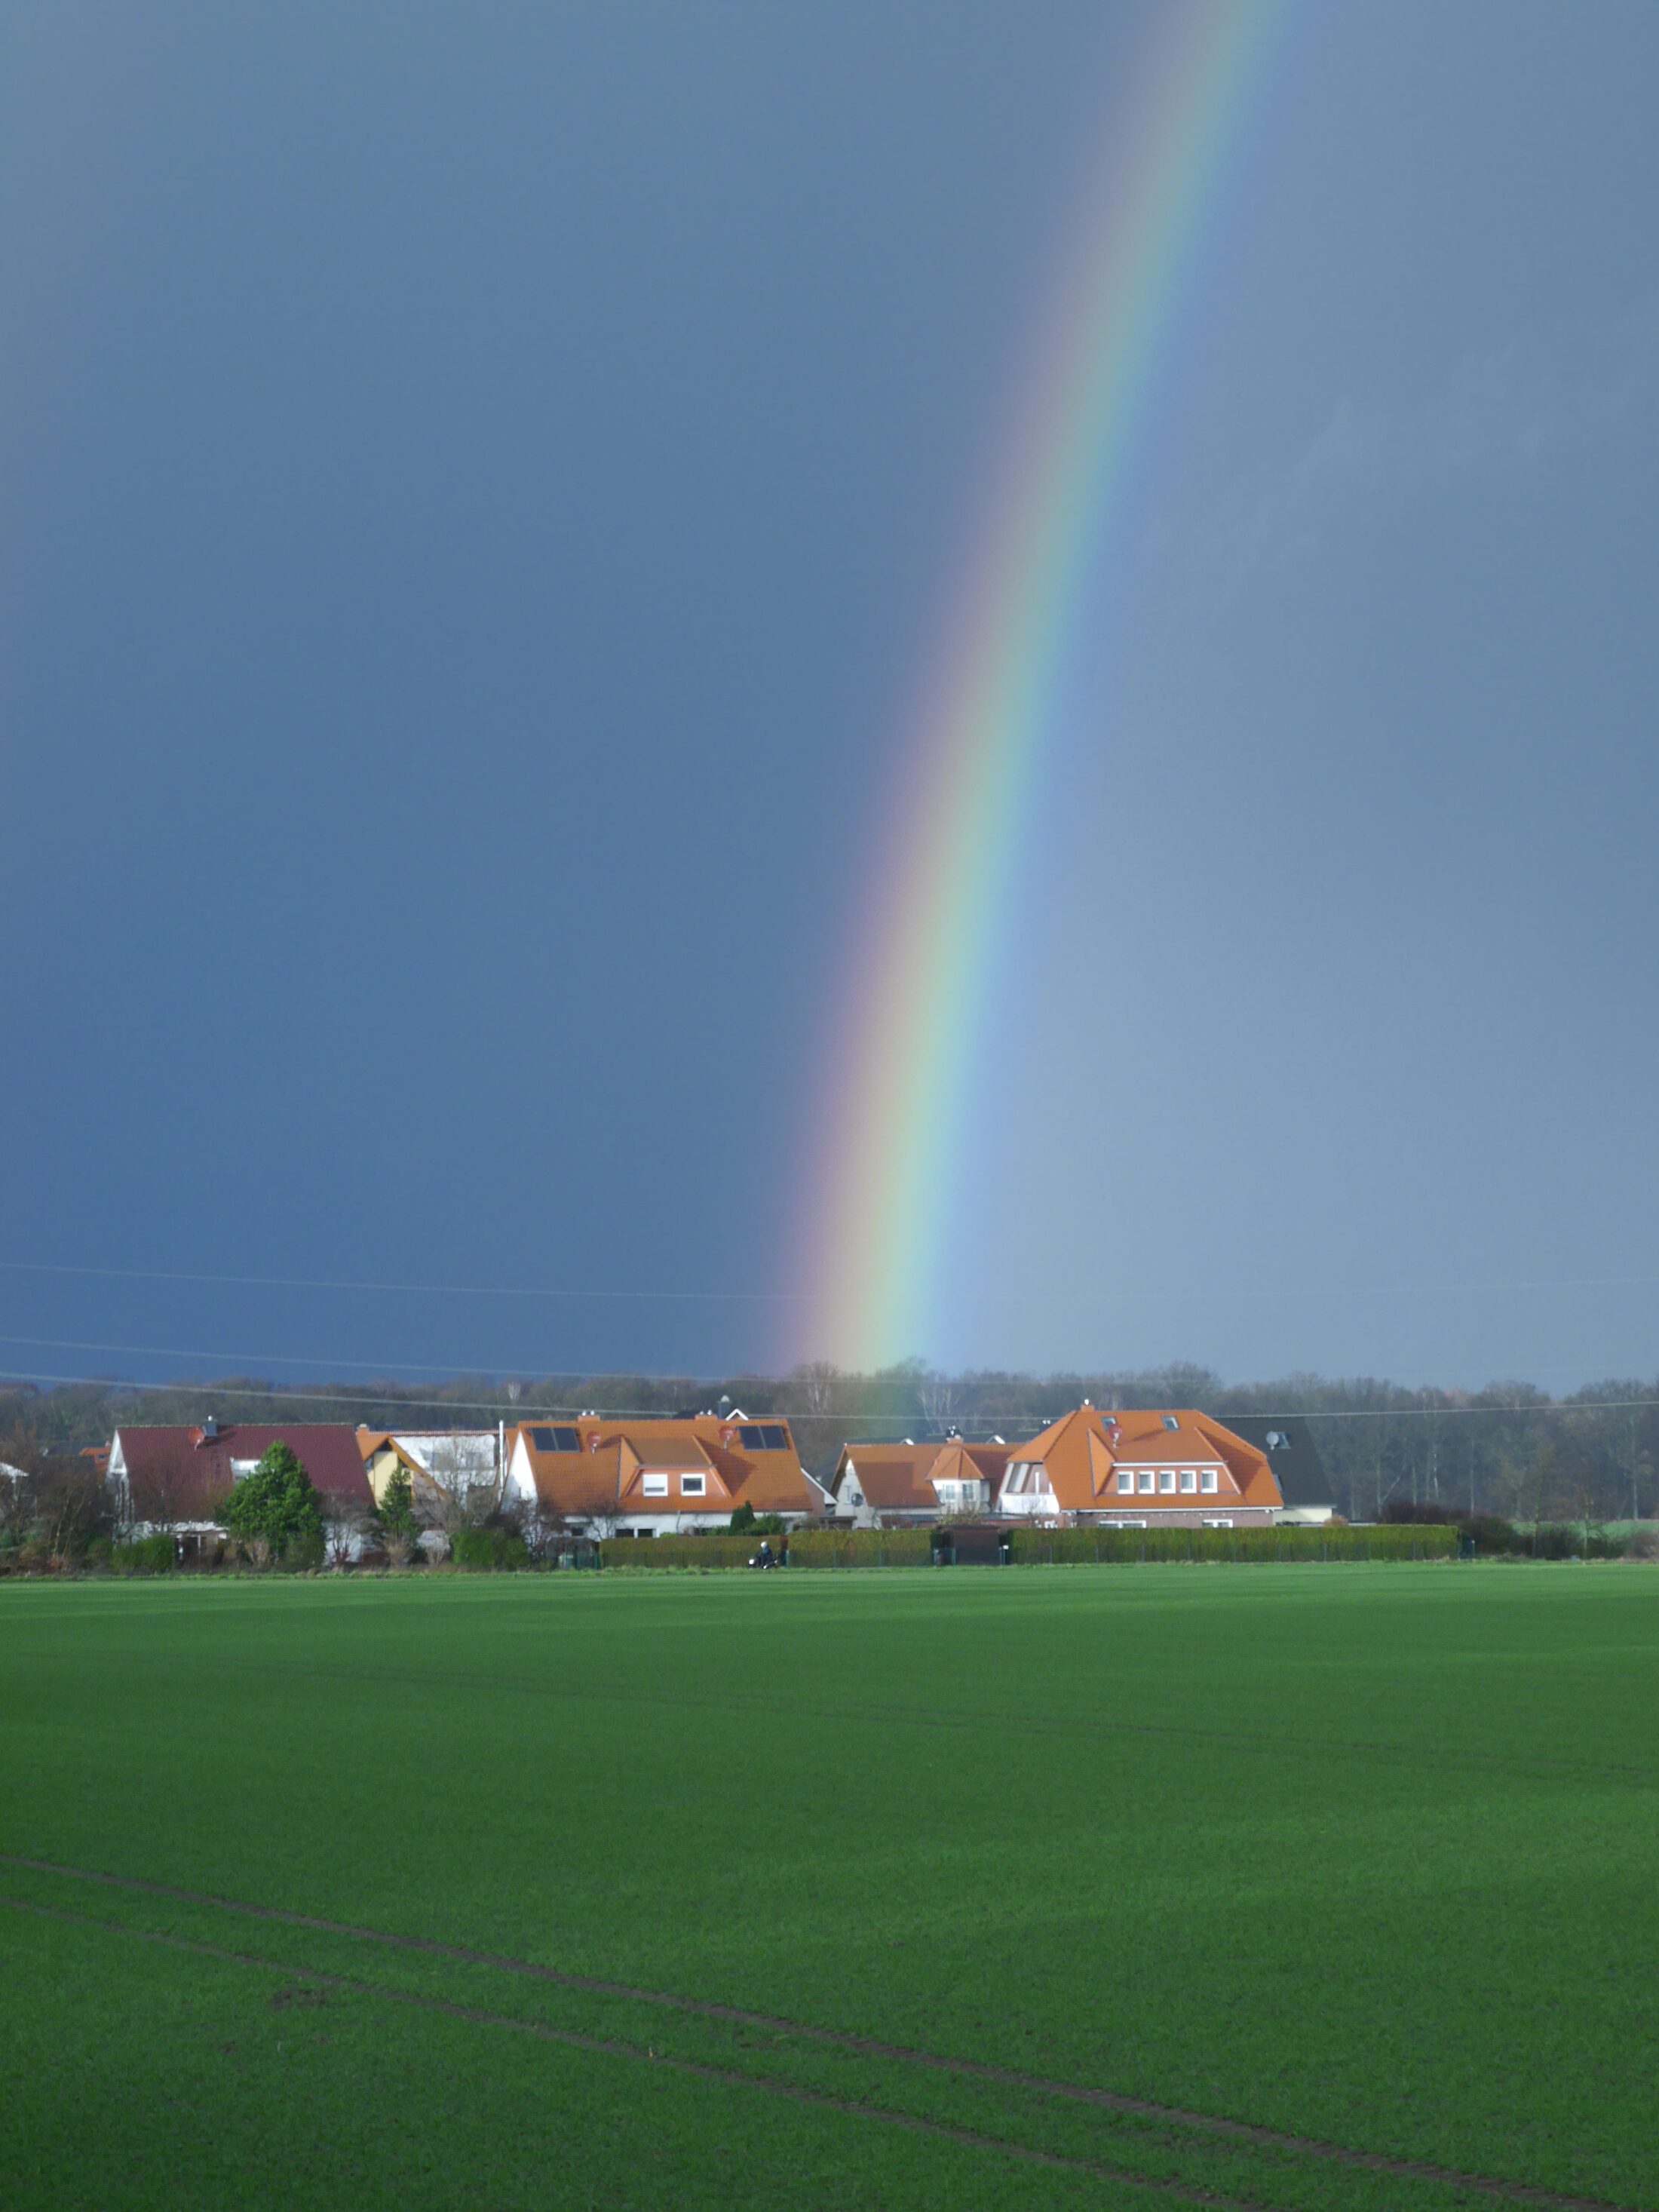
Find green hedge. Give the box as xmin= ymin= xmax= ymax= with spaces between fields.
xmin=598 ymin=1536 xmax=774 ymax=1570
xmin=786 ymin=1529 xmax=933 ymax=1569
xmin=594 ymin=1524 xmax=1457 ymax=1571
xmin=111 ymin=1533 xmax=176 ymax=1575
xmin=450 ymin=1527 xmax=530 ymax=1570
xmin=1003 ymin=1524 xmax=1458 ymax=1564
xmin=596 ymin=1530 xmax=935 ymax=1570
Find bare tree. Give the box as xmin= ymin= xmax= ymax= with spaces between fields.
xmin=585 ymin=1495 xmax=627 ymax=1541
xmin=12 ymin=1448 xmax=111 ymax=1565
xmin=415 ymin=1434 xmax=502 ymax=1538
xmin=323 ymin=1505 xmax=366 ymax=1569
xmin=919 ymin=1369 xmax=958 ymax=1435
xmin=510 ymin=1496 xmax=567 ymax=1561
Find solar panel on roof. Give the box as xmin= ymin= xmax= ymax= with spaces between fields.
xmin=738 ymin=1424 xmax=767 ymax=1450
xmin=761 ymin=1423 xmax=789 ymax=1452
xmin=530 ymin=1425 xmax=581 ymax=1453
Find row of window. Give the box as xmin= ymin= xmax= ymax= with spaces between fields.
xmin=1116 ymin=1467 xmax=1221 ymax=1496
xmin=1112 ymin=1517 xmax=1235 ymax=1529
xmin=640 ymin=1472 xmax=707 ymax=1498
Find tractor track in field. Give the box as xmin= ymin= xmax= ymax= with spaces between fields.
xmin=1 ymin=1894 xmax=1293 ymax=2212
xmin=0 ymin=1852 xmax=1639 ymax=2212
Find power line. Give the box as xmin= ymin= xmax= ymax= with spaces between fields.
xmin=2 ymin=1366 xmax=1656 ymax=1425
xmin=0 ymin=1333 xmax=568 ymax=1378
xmin=3 ymin=1254 xmax=1659 ymax=1308
xmin=0 ymin=1259 xmax=799 ymax=1304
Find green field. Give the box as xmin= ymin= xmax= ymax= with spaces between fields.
xmin=2 ymin=1566 xmax=1655 ymax=2210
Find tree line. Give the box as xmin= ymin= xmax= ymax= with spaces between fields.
xmin=2 ymin=1358 xmax=1655 ymax=1524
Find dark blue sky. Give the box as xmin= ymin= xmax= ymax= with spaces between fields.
xmin=4 ymin=2 xmax=1657 ymax=1392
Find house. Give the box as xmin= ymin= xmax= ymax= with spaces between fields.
xmin=501 ymin=1412 xmax=823 ymax=1536
xmin=356 ymin=1428 xmax=501 ymax=1518
xmin=108 ymin=1421 xmax=376 ymax=1549
xmin=828 ymin=1437 xmax=1010 ymax=1527
xmin=1217 ymin=1416 xmax=1335 ymax=1524
xmin=995 ymin=1404 xmax=1282 ymax=1526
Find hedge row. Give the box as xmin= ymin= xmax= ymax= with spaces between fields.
xmin=787 ymin=1529 xmax=934 ymax=1569
xmin=596 ymin=1529 xmax=935 ymax=1571
xmin=598 ymin=1525 xmax=1458 ymax=1570
xmin=999 ymin=1524 xmax=1458 ymax=1564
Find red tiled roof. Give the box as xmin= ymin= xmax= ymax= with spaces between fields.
xmin=113 ymin=1425 xmax=375 ymax=1522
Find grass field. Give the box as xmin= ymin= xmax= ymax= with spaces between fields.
xmin=2 ymin=1565 xmax=1655 ymax=2210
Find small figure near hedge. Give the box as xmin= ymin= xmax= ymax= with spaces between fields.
xmin=219 ymin=1442 xmax=324 ymax=1566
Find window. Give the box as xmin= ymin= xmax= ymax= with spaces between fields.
xmin=1158 ymin=1469 xmax=1176 ymax=1494
xmin=1201 ymin=1469 xmax=1218 ymax=1493
xmin=1162 ymin=1416 xmax=1179 ymax=1431
xmin=1179 ymin=1469 xmax=1197 ymax=1493
xmin=681 ymin=1473 xmax=706 ymax=1497
xmin=1116 ymin=1469 xmax=1134 ymax=1495
xmin=1201 ymin=1517 xmax=1233 ymax=1529
xmin=642 ymin=1474 xmax=668 ymax=1498
xmin=1137 ymin=1470 xmax=1155 ymax=1494
xmin=1116 ymin=1518 xmax=1147 ymax=1529
xmin=530 ymin=1425 xmax=581 ymax=1453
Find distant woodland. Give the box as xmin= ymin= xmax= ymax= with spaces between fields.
xmin=3 ymin=1362 xmax=1655 ymax=1523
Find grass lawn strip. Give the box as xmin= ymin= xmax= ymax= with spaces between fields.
xmin=0 ymin=1852 xmax=1630 ymax=2212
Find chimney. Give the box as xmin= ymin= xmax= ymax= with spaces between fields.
xmin=200 ymin=1416 xmax=220 ymax=1443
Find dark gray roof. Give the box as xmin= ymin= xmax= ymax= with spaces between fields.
xmin=1221 ymin=1416 xmax=1333 ymax=1508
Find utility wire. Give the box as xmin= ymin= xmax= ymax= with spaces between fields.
xmin=0 ymin=1259 xmax=797 ymax=1303
xmin=3 ymin=1256 xmax=1659 ymax=1307
xmin=2 ymin=1366 xmax=1656 ymax=1425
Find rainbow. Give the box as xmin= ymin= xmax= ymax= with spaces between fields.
xmin=795 ymin=2 xmax=1289 ymax=1371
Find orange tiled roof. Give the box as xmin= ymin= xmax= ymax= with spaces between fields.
xmin=1007 ymin=1405 xmax=1280 ymax=1512
xmin=512 ymin=1414 xmax=814 ymax=1517
xmin=833 ymin=1439 xmax=1009 ymax=1512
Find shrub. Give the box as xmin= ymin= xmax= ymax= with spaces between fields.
xmin=1526 ymin=1522 xmax=1622 ymax=1560
xmin=1460 ymin=1513 xmax=1521 ymax=1554
xmin=728 ymin=1502 xmax=756 ymax=1533
xmin=112 ymin=1533 xmax=176 ymax=1575
xmin=1624 ymin=1525 xmax=1659 ymax=1561
xmin=451 ymin=1526 xmax=529 ymax=1571
xmin=374 ymin=1465 xmax=420 ymax=1560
